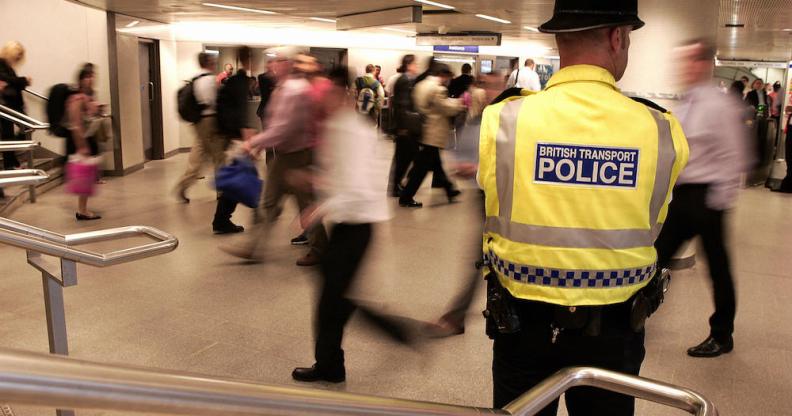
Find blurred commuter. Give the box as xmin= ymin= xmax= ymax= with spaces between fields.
xmin=0 ymin=41 xmax=30 ymax=170
xmin=384 ymin=67 xmax=401 ymax=97
xmin=256 ymin=59 xmax=276 ymax=124
xmin=745 ymin=78 xmax=769 ymax=116
xmin=213 ymin=46 xmax=257 ymax=234
xmin=353 ymin=64 xmax=384 ymax=122
xmin=224 ymin=48 xmax=328 ymax=266
xmin=481 ymin=1 xmax=690 ymax=413
xmin=388 ymin=54 xmax=420 ymax=198
xmin=374 ymin=64 xmax=385 ymax=85
xmin=174 ymin=52 xmax=223 ymax=204
xmin=728 ymin=80 xmax=745 ymax=99
xmin=292 ymin=67 xmax=411 ymax=383
xmin=65 ymin=64 xmax=103 ymax=220
xmin=769 ymin=82 xmax=783 ymax=120
xmin=216 ymin=63 xmax=233 ymax=85
xmin=448 ymin=63 xmax=474 ymax=99
xmin=776 ymin=106 xmax=792 ymax=193
xmin=414 ymin=56 xmax=436 ymax=85
xmin=399 ymin=64 xmax=464 ymax=208
xmin=655 ymin=39 xmax=751 ymax=358
xmin=505 ymin=58 xmax=541 ymax=91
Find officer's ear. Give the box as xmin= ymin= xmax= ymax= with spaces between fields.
xmin=607 ymin=26 xmax=630 ymax=54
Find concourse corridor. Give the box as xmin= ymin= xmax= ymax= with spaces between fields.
xmin=0 ymin=146 xmax=790 ymax=416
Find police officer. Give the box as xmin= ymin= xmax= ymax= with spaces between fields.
xmin=479 ymin=1 xmax=689 ymax=415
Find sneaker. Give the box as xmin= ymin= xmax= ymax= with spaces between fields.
xmin=290 ymin=233 xmax=309 ymax=246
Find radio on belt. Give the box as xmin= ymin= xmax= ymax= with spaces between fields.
xmin=534 ymin=143 xmax=640 ymax=188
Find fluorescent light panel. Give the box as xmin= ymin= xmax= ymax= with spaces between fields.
xmin=204 ymin=49 xmax=220 ymax=54
xmin=382 ymin=27 xmax=416 ymax=34
xmin=125 ymin=20 xmax=140 ymax=28
xmin=310 ymin=17 xmax=337 ymax=23
xmin=524 ymin=26 xmax=540 ymax=32
xmin=202 ymin=2 xmax=276 ymax=15
xmin=414 ymin=0 xmax=455 ymax=9
xmin=475 ymin=14 xmax=511 ymax=24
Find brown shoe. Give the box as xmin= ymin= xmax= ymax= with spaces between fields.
xmin=296 ymin=251 xmax=321 ymax=267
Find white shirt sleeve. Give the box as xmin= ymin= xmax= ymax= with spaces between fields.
xmin=506 ymin=69 xmax=518 ymax=89
xmin=526 ymin=70 xmax=542 ymax=92
xmin=193 ymin=74 xmax=217 ymax=113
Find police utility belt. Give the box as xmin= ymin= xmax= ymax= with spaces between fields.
xmin=479 ymin=257 xmax=670 ymax=340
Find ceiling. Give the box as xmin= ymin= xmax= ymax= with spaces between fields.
xmin=73 ymin=0 xmax=792 ymax=61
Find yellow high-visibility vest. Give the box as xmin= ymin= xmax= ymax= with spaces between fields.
xmin=479 ymin=65 xmax=689 ymax=306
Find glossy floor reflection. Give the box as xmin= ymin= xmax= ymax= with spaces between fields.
xmin=1 ymin=146 xmax=790 ymax=416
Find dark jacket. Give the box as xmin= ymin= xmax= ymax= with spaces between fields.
xmin=217 ymin=69 xmax=251 ymax=138
xmin=448 ymin=74 xmax=474 ymax=98
xmin=0 ymin=59 xmax=28 ymax=111
xmin=745 ymin=89 xmax=769 ymax=114
xmin=392 ymin=74 xmax=417 ymax=129
xmin=256 ymin=72 xmax=276 ymax=118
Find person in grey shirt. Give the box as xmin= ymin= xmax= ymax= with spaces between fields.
xmin=655 ymin=39 xmax=753 ymax=358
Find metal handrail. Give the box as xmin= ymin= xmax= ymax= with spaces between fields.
xmin=0 ymin=104 xmax=48 ymax=130
xmin=0 ymin=217 xmax=178 ymax=267
xmin=24 ymin=88 xmax=48 ymax=101
xmin=0 ymin=140 xmax=40 ymax=151
xmin=0 ymin=169 xmax=50 ymax=187
xmin=0 ymin=349 xmax=716 ymax=416
xmin=505 ymin=367 xmax=717 ymax=416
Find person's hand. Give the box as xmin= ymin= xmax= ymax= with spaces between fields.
xmin=299 ymin=204 xmax=320 ymax=230
xmin=453 ymin=162 xmax=478 ymax=179
xmin=25 ymin=77 xmax=32 ymax=85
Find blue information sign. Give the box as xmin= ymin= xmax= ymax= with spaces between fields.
xmin=433 ymin=45 xmax=480 ymax=53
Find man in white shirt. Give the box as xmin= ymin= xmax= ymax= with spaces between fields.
xmin=506 ymin=58 xmax=542 ymax=91
xmin=175 ymin=52 xmax=226 ymax=204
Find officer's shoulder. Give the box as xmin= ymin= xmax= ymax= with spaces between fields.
xmin=629 ymin=97 xmax=668 ymax=114
xmin=490 ymin=88 xmax=540 ymax=105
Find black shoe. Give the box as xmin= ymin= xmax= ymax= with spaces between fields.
xmin=76 ymin=212 xmax=102 ymax=221
xmin=291 ymin=365 xmax=345 ymax=383
xmin=446 ymin=189 xmax=461 ymax=203
xmin=290 ymin=233 xmax=309 ymax=246
xmin=213 ymin=223 xmax=245 ymax=235
xmin=687 ymin=336 xmax=733 ymax=358
xmin=399 ymin=199 xmax=423 ymax=208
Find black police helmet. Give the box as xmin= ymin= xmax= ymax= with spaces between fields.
xmin=538 ymin=0 xmax=645 ymax=33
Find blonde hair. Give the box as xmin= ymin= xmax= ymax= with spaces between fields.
xmin=0 ymin=41 xmax=26 ymax=66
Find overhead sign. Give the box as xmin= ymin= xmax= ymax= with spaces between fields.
xmin=417 ymin=33 xmax=501 ymax=46
xmin=433 ymin=45 xmax=480 ymax=53
xmin=715 ymin=60 xmax=788 ymax=69
xmin=337 ymin=6 xmax=421 ymax=31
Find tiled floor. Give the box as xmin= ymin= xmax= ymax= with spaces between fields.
xmin=0 ymin=147 xmax=789 ymax=416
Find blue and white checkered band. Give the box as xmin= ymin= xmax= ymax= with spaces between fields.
xmin=534 ymin=143 xmax=640 ymax=188
xmin=485 ymin=252 xmax=656 ymax=289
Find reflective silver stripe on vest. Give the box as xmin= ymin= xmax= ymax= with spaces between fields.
xmin=648 ymin=110 xmax=676 ymax=238
xmin=487 ymin=106 xmax=676 ymax=249
xmin=487 ymin=252 xmax=656 ymax=289
xmin=495 ymin=100 xmax=523 ymax=219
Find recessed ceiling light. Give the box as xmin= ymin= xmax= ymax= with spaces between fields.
xmin=204 ymin=49 xmax=220 ymax=55
xmin=125 ymin=20 xmax=140 ymax=28
xmin=476 ymin=14 xmax=511 ymax=24
xmin=414 ymin=0 xmax=455 ymax=10
xmin=202 ymin=2 xmax=277 ymax=15
xmin=382 ymin=27 xmax=416 ymax=34
xmin=310 ymin=17 xmax=336 ymax=23
xmin=524 ymin=26 xmax=540 ymax=32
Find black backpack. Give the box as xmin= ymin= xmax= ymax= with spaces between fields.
xmin=47 ymin=83 xmax=76 ymax=138
xmin=177 ymin=74 xmax=210 ymax=123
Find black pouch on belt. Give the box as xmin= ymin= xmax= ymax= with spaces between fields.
xmin=483 ymin=271 xmax=521 ymax=339
xmin=630 ymin=268 xmax=671 ymax=332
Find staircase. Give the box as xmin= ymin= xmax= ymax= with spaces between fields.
xmin=0 ymin=150 xmax=64 ymax=216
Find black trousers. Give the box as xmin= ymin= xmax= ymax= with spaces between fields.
xmin=314 ymin=223 xmax=407 ymax=371
xmin=493 ymin=298 xmax=645 ymax=415
xmin=1 ymin=119 xmax=20 ymax=170
xmin=400 ymin=144 xmax=453 ymax=202
xmin=213 ymin=194 xmax=238 ymax=228
xmin=389 ymin=133 xmax=419 ymax=193
xmin=655 ymin=184 xmax=736 ymax=342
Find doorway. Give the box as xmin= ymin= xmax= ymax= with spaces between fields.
xmin=138 ymin=39 xmax=164 ymax=161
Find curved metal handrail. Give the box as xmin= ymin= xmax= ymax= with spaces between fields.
xmin=504 ymin=367 xmax=717 ymax=416
xmin=0 ymin=169 xmax=50 ymax=188
xmin=0 ymin=217 xmax=178 ymax=267
xmin=23 ymin=88 xmax=48 ymax=101
xmin=0 ymin=140 xmax=40 ymax=151
xmin=0 ymin=104 xmax=49 ymax=130
xmin=0 ymin=348 xmax=716 ymax=416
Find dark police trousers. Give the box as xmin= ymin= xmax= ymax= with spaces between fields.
xmin=493 ymin=298 xmax=645 ymax=415
xmin=655 ymin=184 xmax=736 ymax=342
xmin=315 ymin=223 xmax=408 ymax=372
